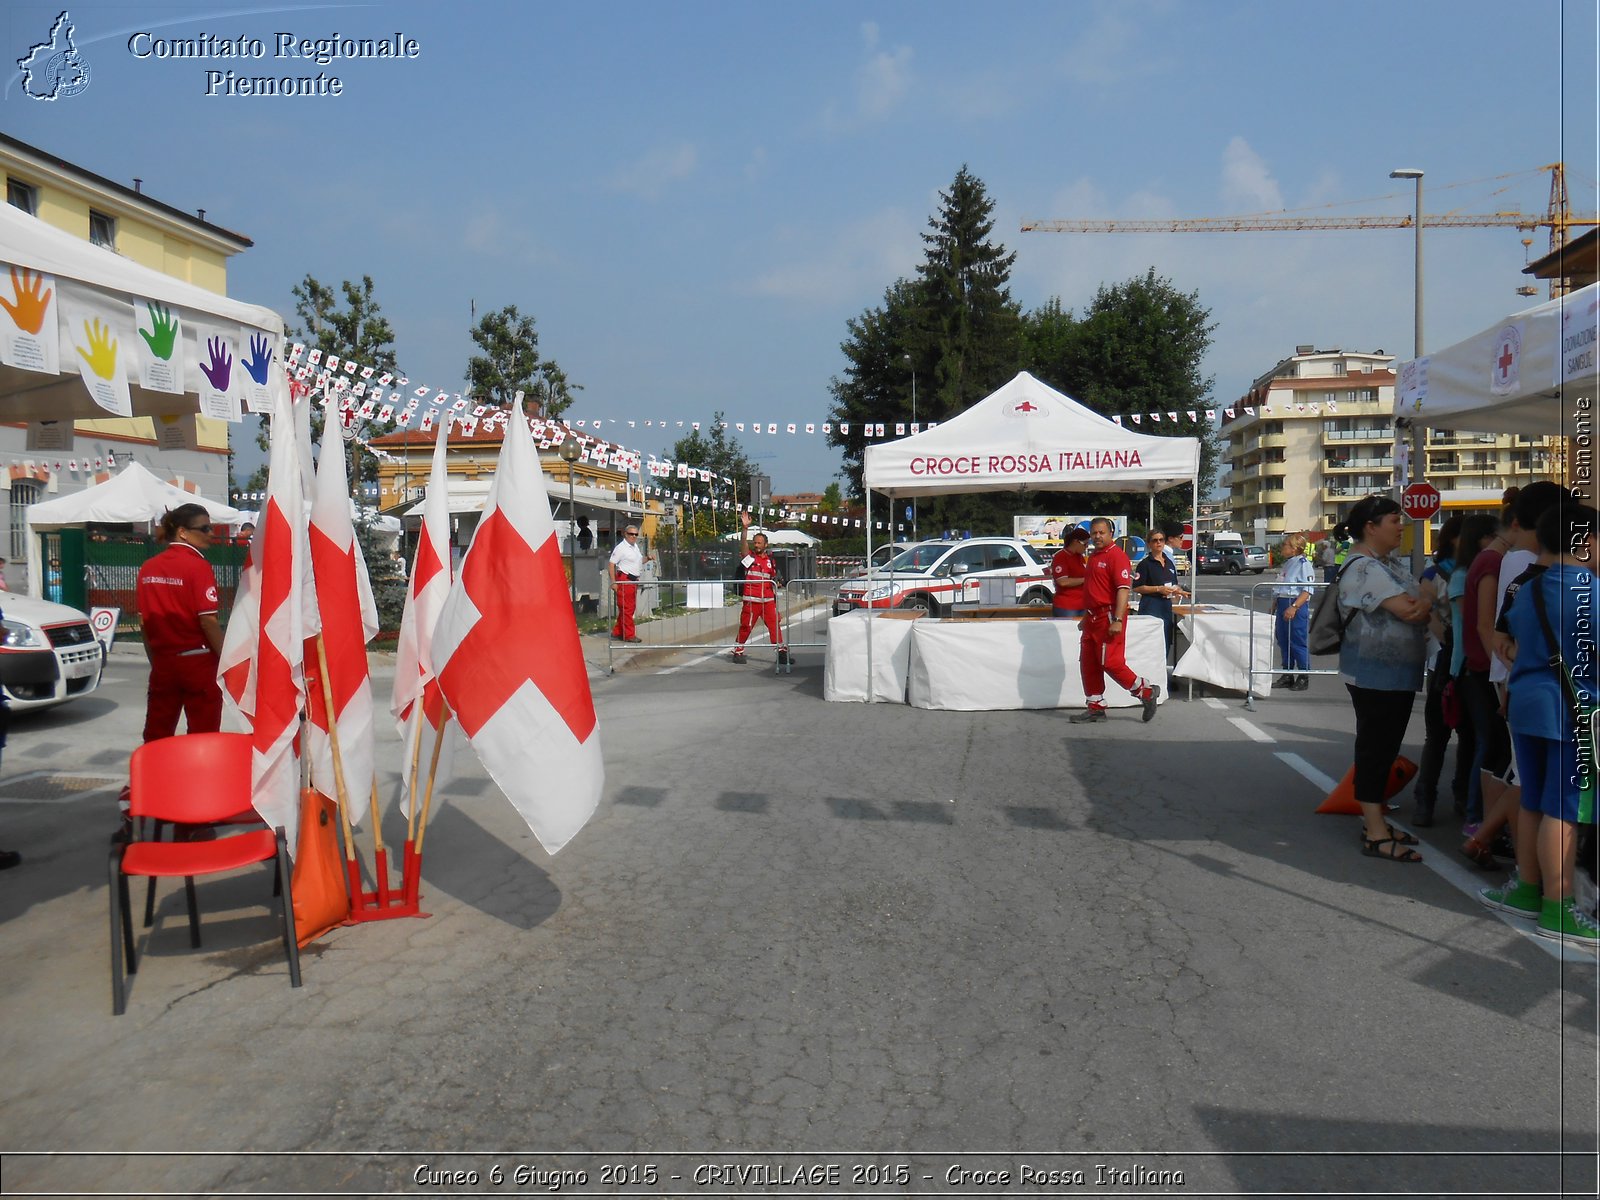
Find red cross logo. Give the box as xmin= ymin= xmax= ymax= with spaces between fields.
xmin=1015 ymin=400 xmax=1039 ymax=413
xmin=1497 ymin=343 xmax=1515 ymax=377
xmin=438 ymin=508 xmax=596 ymax=742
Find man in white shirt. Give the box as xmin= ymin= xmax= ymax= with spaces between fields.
xmin=608 ymin=524 xmax=651 ymax=642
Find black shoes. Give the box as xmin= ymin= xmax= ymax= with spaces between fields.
xmin=1274 ymin=675 xmax=1295 ymax=689
xmin=1142 ymin=684 xmax=1161 ymax=723
xmin=1069 ymin=706 xmax=1107 ymax=724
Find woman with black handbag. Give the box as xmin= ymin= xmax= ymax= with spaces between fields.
xmin=1478 ymin=502 xmax=1600 ymax=949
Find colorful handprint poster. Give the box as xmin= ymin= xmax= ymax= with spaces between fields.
xmin=193 ymin=325 xmax=241 ymax=421
xmin=0 ymin=264 xmax=61 ymax=375
xmin=238 ymin=328 xmax=279 ymax=414
xmin=60 ymin=296 xmax=132 ymax=417
xmin=133 ymin=298 xmax=185 ymax=393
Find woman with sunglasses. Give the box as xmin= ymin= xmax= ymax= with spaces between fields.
xmin=136 ymin=503 xmax=225 ymax=742
xmin=1132 ymin=531 xmax=1184 ymax=655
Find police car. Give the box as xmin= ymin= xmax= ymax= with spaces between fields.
xmin=0 ymin=591 xmax=105 ymax=712
xmin=832 ymin=538 xmax=1053 ymax=617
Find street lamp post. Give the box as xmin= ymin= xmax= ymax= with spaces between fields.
xmin=902 ymin=353 xmax=918 ymax=540
xmin=559 ymin=434 xmax=582 ymax=604
xmin=1391 ymin=167 xmax=1425 ymax=573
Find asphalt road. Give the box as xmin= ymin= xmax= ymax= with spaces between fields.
xmin=0 ymin=608 xmax=1595 ymax=1198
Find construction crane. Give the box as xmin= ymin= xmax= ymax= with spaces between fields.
xmin=1021 ymin=164 xmax=1596 ymax=293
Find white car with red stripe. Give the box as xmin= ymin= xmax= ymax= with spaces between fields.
xmin=0 ymin=592 xmax=105 ymax=712
xmin=832 ymin=538 xmax=1053 ymax=616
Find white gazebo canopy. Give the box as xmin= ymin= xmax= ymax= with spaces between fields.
xmin=1398 ymin=282 xmax=1598 ymax=435
xmin=719 ymin=526 xmax=820 ymax=546
xmin=25 ymin=460 xmax=244 ymax=529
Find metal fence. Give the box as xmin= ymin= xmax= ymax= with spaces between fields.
xmin=1240 ymin=578 xmax=1340 ymax=711
xmin=603 ymin=576 xmax=845 ymax=672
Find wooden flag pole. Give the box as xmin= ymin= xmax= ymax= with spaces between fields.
xmin=313 ymin=635 xmax=363 ymax=908
xmin=405 ymin=707 xmax=425 ymax=844
xmin=369 ymin=775 xmax=391 ymax=907
xmin=413 ymin=702 xmax=452 ymax=857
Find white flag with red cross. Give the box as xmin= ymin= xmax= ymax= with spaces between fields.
xmin=304 ymin=423 xmax=380 ymax=825
xmin=432 ymin=411 xmax=603 ymax=854
xmin=391 ymin=420 xmax=457 ymax=805
xmin=218 ymin=389 xmax=307 ymax=846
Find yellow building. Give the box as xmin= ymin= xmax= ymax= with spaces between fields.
xmin=1 ymin=132 xmax=251 ymax=458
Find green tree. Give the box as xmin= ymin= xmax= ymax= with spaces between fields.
xmin=248 ymin=274 xmax=398 ymax=493
xmin=669 ymin=414 xmax=758 ymax=537
xmin=827 ymin=166 xmax=1022 ymax=534
xmin=1022 ymin=268 xmax=1219 ymax=527
xmin=465 ymin=304 xmax=578 ymax=418
xmin=818 ymin=482 xmax=843 ymax=513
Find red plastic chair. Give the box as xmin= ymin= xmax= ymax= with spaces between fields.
xmin=109 ymin=732 xmax=300 ymax=1015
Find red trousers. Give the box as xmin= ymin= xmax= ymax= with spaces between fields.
xmin=612 ymin=578 xmax=637 ymax=639
xmin=1078 ymin=611 xmax=1143 ymax=703
xmin=144 ymin=651 xmax=222 ymax=742
xmin=736 ymin=598 xmax=783 ymax=649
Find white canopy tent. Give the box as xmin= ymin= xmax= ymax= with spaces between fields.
xmin=1397 ymin=283 xmax=1598 ymax=435
xmin=853 ymin=371 xmax=1203 ymax=700
xmin=23 ymin=461 xmax=246 ymax=595
xmin=719 ymin=526 xmax=820 ymax=546
xmin=0 ymin=200 xmax=288 ymax=421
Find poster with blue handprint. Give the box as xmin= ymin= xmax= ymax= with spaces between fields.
xmin=132 ymin=298 xmax=184 ymax=393
xmin=239 ymin=328 xmax=279 ymax=414
xmin=192 ymin=324 xmax=240 ymax=421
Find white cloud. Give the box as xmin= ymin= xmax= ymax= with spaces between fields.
xmin=459 ymin=206 xmax=544 ymax=264
xmin=606 ymin=142 xmax=698 ymax=200
xmin=821 ymin=24 xmax=913 ymax=131
xmin=1219 ymin=136 xmax=1285 ymax=212
xmin=744 ymin=208 xmax=923 ymax=306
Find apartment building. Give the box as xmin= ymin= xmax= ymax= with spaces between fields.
xmin=1223 ymin=347 xmax=1559 ymax=538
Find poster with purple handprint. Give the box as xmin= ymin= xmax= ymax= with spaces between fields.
xmin=239 ymin=328 xmax=279 ymax=414
xmin=193 ymin=325 xmax=240 ymax=421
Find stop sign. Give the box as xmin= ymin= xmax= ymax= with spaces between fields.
xmin=1401 ymin=482 xmax=1442 ymax=520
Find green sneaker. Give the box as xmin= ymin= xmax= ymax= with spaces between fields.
xmin=1478 ymin=871 xmax=1542 ymax=919
xmin=1536 ymin=897 xmax=1600 ymax=949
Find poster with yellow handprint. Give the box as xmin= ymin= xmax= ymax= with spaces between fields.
xmin=0 ymin=263 xmax=61 ymax=375
xmin=60 ymin=294 xmax=132 ymax=416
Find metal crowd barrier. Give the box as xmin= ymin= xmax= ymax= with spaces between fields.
xmin=1241 ymin=577 xmax=1340 ymax=712
xmin=603 ymin=576 xmax=845 ymax=674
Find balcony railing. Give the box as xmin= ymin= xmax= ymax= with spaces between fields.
xmin=1323 ymin=457 xmax=1394 ymax=472
xmin=1321 ymin=429 xmax=1392 ymax=443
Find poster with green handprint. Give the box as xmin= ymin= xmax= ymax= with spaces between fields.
xmin=0 ymin=262 xmax=61 ymax=375
xmin=133 ymin=298 xmax=184 ymax=393
xmin=60 ymin=294 xmax=131 ymax=417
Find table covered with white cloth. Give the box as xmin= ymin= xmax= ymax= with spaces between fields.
xmin=1173 ymin=604 xmax=1276 ymax=695
xmin=824 ymin=611 xmax=1167 ymax=710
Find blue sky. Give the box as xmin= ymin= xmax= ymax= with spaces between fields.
xmin=4 ymin=0 xmax=1596 ymax=493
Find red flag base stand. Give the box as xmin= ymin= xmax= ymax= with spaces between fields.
xmin=343 ymin=840 xmax=430 ymax=922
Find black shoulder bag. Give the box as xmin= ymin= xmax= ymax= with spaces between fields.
xmin=1308 ymin=555 xmax=1363 ymax=656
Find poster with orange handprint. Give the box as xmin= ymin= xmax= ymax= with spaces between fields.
xmin=0 ymin=264 xmax=61 ymax=375
xmin=60 ymin=294 xmax=132 ymax=416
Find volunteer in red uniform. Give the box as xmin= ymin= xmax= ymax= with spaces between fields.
xmin=608 ymin=523 xmax=651 ymax=642
xmin=1049 ymin=527 xmax=1090 ymax=618
xmin=731 ymin=512 xmax=788 ymax=664
xmin=136 ymin=503 xmax=225 ymax=742
xmin=1071 ymin=517 xmax=1160 ymax=724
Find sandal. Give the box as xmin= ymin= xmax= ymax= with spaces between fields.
xmin=1461 ymin=837 xmax=1498 ymax=870
xmin=1384 ymin=823 xmax=1419 ymax=846
xmin=1361 ymin=833 xmax=1423 ymax=863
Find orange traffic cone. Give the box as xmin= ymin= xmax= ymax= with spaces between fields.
xmin=1316 ymin=756 xmax=1418 ymax=815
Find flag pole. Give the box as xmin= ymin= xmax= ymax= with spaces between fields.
xmin=313 ymin=634 xmax=364 ymax=909
xmin=405 ymin=707 xmax=424 ymax=844
xmin=369 ymin=775 xmax=390 ymax=907
xmin=413 ymin=702 xmax=452 ymax=857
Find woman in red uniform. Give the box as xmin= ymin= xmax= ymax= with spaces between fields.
xmin=136 ymin=503 xmax=224 ymax=742
xmin=730 ymin=512 xmax=788 ymax=664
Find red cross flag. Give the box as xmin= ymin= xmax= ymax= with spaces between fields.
xmin=218 ymin=388 xmax=308 ymax=846
xmin=392 ymin=420 xmax=457 ymax=802
xmin=433 ymin=410 xmax=603 ymax=854
xmin=305 ymin=423 xmax=380 ymax=825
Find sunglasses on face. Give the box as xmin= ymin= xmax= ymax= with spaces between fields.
xmin=187 ymin=524 xmax=212 ymax=533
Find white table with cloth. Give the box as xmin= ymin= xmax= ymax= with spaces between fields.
xmin=1172 ymin=604 xmax=1276 ymax=695
xmin=824 ymin=611 xmax=1167 ymax=710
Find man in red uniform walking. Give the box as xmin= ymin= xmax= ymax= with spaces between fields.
xmin=136 ymin=503 xmax=225 ymax=742
xmin=730 ymin=512 xmax=788 ymax=664
xmin=1071 ymin=517 xmax=1160 ymax=724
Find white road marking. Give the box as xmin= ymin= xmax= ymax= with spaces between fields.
xmin=1204 ymin=697 xmax=1229 ymax=710
xmin=1228 ymin=717 xmax=1276 ymax=744
xmin=1275 ymin=751 xmax=1340 ymax=793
